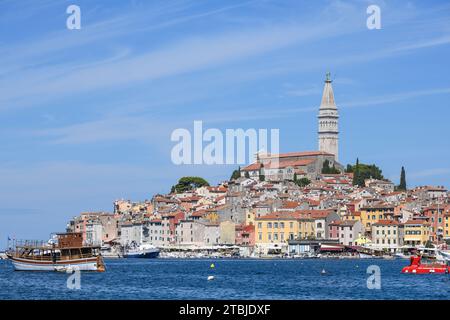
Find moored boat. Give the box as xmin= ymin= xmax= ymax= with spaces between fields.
xmin=6 ymin=232 xmax=105 ymax=272
xmin=401 ymin=255 xmax=450 ymax=274
xmin=123 ymin=244 xmax=160 ymax=259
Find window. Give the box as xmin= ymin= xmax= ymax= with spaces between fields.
xmin=258 ymin=222 xmax=262 ymax=229
xmin=290 ymin=222 xmax=294 ymax=229
xmin=280 ymin=222 xmax=285 ymax=229
xmin=267 ymin=222 xmax=272 ymax=229
xmin=258 ymin=233 xmax=262 ymax=240
xmin=274 ymin=233 xmax=278 ymax=241
xmin=268 ymin=233 xmax=272 ymax=240
xmin=274 ymin=222 xmax=278 ymax=229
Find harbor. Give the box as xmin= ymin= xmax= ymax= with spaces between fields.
xmin=1 ymin=258 xmax=450 ymax=300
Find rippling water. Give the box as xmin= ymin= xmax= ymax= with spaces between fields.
xmin=1 ymin=258 xmax=449 ymax=300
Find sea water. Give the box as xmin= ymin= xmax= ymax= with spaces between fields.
xmin=0 ymin=258 xmax=449 ymax=300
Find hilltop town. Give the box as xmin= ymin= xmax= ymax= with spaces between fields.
xmin=66 ymin=75 xmax=449 ymax=258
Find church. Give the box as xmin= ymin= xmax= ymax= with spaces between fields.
xmin=241 ymin=73 xmax=343 ymax=181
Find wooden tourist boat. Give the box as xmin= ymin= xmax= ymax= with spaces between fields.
xmin=6 ymin=232 xmax=105 ymax=272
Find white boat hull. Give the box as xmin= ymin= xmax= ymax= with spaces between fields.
xmin=9 ymin=257 xmax=99 ymax=271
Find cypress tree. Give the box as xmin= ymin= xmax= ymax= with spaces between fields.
xmin=353 ymin=158 xmax=360 ymax=186
xmin=230 ymin=166 xmax=241 ymax=180
xmin=398 ymin=166 xmax=407 ymax=191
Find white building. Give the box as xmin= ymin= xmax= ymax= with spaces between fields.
xmin=119 ymin=222 xmax=143 ymax=246
xmin=371 ymin=220 xmax=404 ymax=252
xmin=85 ymin=221 xmax=103 ymax=246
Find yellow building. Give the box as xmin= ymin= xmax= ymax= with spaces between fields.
xmin=255 ymin=212 xmax=315 ymax=254
xmin=342 ymin=212 xmax=361 ymax=222
xmin=403 ymin=220 xmax=431 ymax=246
xmin=444 ymin=214 xmax=450 ymax=239
xmin=360 ymin=205 xmax=395 ymax=234
xmin=245 ymin=208 xmax=256 ymax=226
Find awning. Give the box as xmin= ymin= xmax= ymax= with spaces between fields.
xmin=320 ymin=247 xmax=344 ymax=252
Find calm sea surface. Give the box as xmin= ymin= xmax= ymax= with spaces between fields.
xmin=1 ymin=258 xmax=449 ymax=300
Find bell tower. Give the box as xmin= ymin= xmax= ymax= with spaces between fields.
xmin=318 ymin=72 xmax=339 ymax=161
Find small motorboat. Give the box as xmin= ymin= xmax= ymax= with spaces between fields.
xmin=401 ymin=255 xmax=450 ymax=274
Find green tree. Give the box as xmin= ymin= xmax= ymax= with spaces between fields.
xmin=398 ymin=166 xmax=407 ymax=191
xmin=352 ymin=158 xmax=360 ymax=186
xmin=245 ymin=171 xmax=250 ymax=179
xmin=345 ymin=164 xmax=353 ymax=173
xmin=295 ymin=177 xmax=311 ymax=187
xmin=230 ymin=167 xmax=241 ymax=180
xmin=350 ymin=158 xmax=384 ymax=187
xmin=293 ymin=173 xmax=298 ymax=182
xmin=322 ymin=160 xmax=340 ymax=174
xmin=258 ymin=164 xmax=264 ymax=181
xmin=171 ymin=176 xmax=209 ymax=193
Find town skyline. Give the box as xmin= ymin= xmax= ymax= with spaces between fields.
xmin=1 ymin=0 xmax=450 ymax=242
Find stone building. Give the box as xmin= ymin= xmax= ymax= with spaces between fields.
xmin=240 ymin=73 xmax=343 ymax=181
xmin=371 ymin=220 xmax=404 ymax=252
xmin=318 ymin=72 xmax=339 ymax=161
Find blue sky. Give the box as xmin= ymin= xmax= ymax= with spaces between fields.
xmin=1 ymin=0 xmax=449 ymax=242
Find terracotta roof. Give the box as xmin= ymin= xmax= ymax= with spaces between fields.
xmin=241 ymin=162 xmax=262 ymax=171
xmin=329 ymin=220 xmax=357 ymax=226
xmin=281 ymin=201 xmax=300 ymax=209
xmin=260 ymin=151 xmax=333 ymax=159
xmin=403 ymin=220 xmax=430 ymax=226
xmin=373 ymin=219 xmax=399 ymax=226
xmin=256 ymin=212 xmax=311 ymax=221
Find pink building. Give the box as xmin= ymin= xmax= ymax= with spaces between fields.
xmin=236 ymin=224 xmax=255 ymax=246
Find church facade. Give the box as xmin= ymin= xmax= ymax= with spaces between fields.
xmin=241 ymin=73 xmax=343 ymax=181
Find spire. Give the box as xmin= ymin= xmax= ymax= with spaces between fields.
xmin=320 ymin=72 xmax=336 ymax=109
